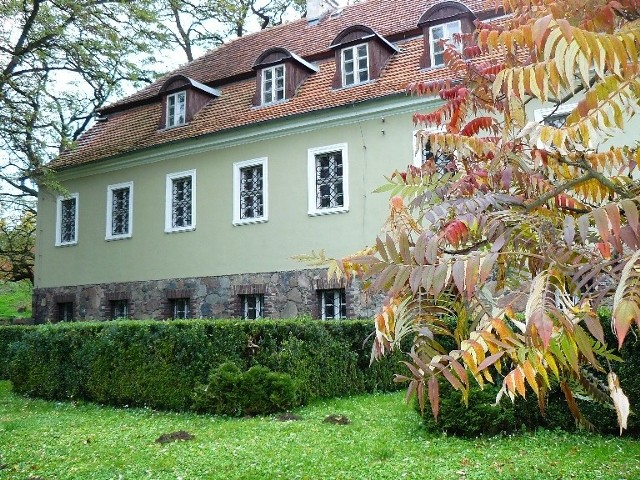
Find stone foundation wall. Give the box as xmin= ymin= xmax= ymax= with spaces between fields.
xmin=32 ymin=269 xmax=381 ymax=323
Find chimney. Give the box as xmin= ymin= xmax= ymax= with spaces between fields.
xmin=307 ymin=0 xmax=339 ymax=23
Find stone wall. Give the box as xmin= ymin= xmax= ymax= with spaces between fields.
xmin=32 ymin=268 xmax=381 ymax=323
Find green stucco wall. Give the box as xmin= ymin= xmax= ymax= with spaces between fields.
xmin=36 ymin=97 xmax=436 ymax=288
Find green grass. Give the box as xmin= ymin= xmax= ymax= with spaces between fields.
xmin=0 ymin=281 xmax=31 ymax=319
xmin=0 ymin=382 xmax=639 ymax=479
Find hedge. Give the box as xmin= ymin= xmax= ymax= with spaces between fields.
xmin=3 ymin=319 xmax=403 ymax=412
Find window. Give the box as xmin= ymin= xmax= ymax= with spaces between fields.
xmin=319 ymin=289 xmax=346 ymax=320
xmin=413 ymin=129 xmax=456 ymax=174
xmin=57 ymin=302 xmax=73 ymax=322
xmin=534 ymin=104 xmax=576 ymax=127
xmin=429 ymin=20 xmax=461 ymax=67
xmin=56 ymin=193 xmax=79 ymax=246
xmin=233 ymin=158 xmax=268 ymax=225
xmin=262 ymin=65 xmax=285 ymax=104
xmin=341 ymin=44 xmax=369 ymax=87
xmin=240 ymin=294 xmax=264 ymax=319
xmin=166 ymin=91 xmax=186 ymax=128
xmin=165 ymin=170 xmax=196 ymax=232
xmin=110 ymin=300 xmax=128 ymax=320
xmin=308 ymin=144 xmax=349 ymax=216
xmin=106 ymin=182 xmax=133 ymax=240
xmin=171 ymin=298 xmax=190 ymax=319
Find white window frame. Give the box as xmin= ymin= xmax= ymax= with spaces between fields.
xmin=307 ymin=143 xmax=349 ymax=216
xmin=55 ymin=193 xmax=79 ymax=247
xmin=412 ymin=127 xmax=446 ymax=167
xmin=341 ymin=43 xmax=369 ymax=87
xmin=166 ymin=90 xmax=187 ymax=128
xmin=233 ymin=157 xmax=268 ymax=226
xmin=105 ymin=181 xmax=133 ymax=241
xmin=241 ymin=294 xmax=264 ymax=320
xmin=165 ymin=170 xmax=196 ymax=233
xmin=534 ymin=103 xmax=576 ymax=124
xmin=429 ymin=20 xmax=462 ymax=67
xmin=261 ymin=65 xmax=286 ymax=105
xmin=319 ymin=289 xmax=346 ymax=320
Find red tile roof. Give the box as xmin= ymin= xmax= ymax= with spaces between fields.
xmin=53 ymin=0 xmax=500 ymax=170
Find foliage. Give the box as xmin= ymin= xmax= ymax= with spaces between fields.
xmin=2 ymin=381 xmax=640 ymax=480
xmin=3 ymin=319 xmax=401 ymax=410
xmin=158 ymin=0 xmax=305 ymax=62
xmin=0 ymin=213 xmax=35 ymax=283
xmin=312 ymin=0 xmax=640 ymax=433
xmin=193 ymin=361 xmax=298 ymax=415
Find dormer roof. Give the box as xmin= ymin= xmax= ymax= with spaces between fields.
xmin=329 ymin=25 xmax=399 ymax=53
xmin=252 ymin=47 xmax=319 ymax=73
xmin=158 ymin=75 xmax=222 ymax=97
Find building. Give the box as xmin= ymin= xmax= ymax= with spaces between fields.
xmin=33 ymin=0 xmax=501 ymax=322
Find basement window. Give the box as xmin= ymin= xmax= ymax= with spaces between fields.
xmin=318 ymin=289 xmax=346 ymax=320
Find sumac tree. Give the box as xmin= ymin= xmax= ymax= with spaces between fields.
xmin=323 ymin=0 xmax=640 ymax=433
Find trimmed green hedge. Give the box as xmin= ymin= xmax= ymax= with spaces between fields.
xmin=0 ymin=325 xmax=30 ymax=379
xmin=3 ymin=319 xmax=402 ymax=412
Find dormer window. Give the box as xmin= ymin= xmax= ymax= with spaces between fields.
xmin=418 ymin=1 xmax=476 ymax=69
xmin=262 ymin=65 xmax=285 ymax=105
xmin=158 ymin=75 xmax=220 ymax=130
xmin=342 ymin=44 xmax=369 ymax=87
xmin=429 ymin=20 xmax=461 ymax=67
xmin=330 ymin=25 xmax=398 ymax=89
xmin=166 ymin=91 xmax=186 ymax=128
xmin=253 ymin=47 xmax=318 ymax=107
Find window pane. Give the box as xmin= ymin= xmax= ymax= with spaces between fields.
xmin=60 ymin=198 xmax=76 ymax=243
xmin=172 ymin=176 xmax=192 ymax=227
xmin=315 ymin=151 xmax=344 ymax=209
xmin=111 ymin=187 xmax=130 ymax=236
xmin=239 ymin=165 xmax=264 ymax=219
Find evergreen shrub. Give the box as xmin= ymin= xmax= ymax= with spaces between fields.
xmin=417 ymin=310 xmax=640 ymax=437
xmin=4 ymin=319 xmax=401 ymax=413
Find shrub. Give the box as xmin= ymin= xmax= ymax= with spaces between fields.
xmin=0 ymin=325 xmax=30 ymax=379
xmin=3 ymin=318 xmax=401 ymax=413
xmin=417 ymin=310 xmax=640 ymax=437
xmin=193 ymin=362 xmax=298 ymax=416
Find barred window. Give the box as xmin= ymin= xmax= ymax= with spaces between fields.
xmin=316 ymin=151 xmax=343 ymax=208
xmin=171 ymin=298 xmax=190 ymax=319
xmin=240 ymin=165 xmax=263 ymax=219
xmin=240 ymin=294 xmax=264 ymax=319
xmin=342 ymin=44 xmax=369 ymax=86
xmin=166 ymin=91 xmax=186 ymax=128
xmin=319 ymin=289 xmax=346 ymax=320
xmin=106 ymin=182 xmax=133 ymax=240
xmin=308 ymin=145 xmax=349 ymax=216
xmin=56 ymin=194 xmax=78 ymax=246
xmin=233 ymin=158 xmax=268 ymax=225
xmin=110 ymin=300 xmax=128 ymax=320
xmin=57 ymin=302 xmax=73 ymax=322
xmin=413 ymin=130 xmax=456 ymax=175
xmin=165 ymin=170 xmax=196 ymax=232
xmin=262 ymin=65 xmax=285 ymax=105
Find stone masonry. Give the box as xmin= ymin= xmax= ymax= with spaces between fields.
xmin=32 ymin=268 xmax=381 ymax=323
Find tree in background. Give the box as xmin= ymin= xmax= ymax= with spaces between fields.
xmin=0 ymin=213 xmax=35 ymax=283
xmin=327 ymin=0 xmax=640 ymax=433
xmin=159 ymin=0 xmax=305 ymax=62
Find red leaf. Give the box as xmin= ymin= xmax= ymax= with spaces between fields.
xmin=428 ymin=376 xmax=440 ymax=422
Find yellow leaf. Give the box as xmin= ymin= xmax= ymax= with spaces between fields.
xmin=608 ymin=372 xmax=630 ymax=435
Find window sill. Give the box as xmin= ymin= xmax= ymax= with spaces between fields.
xmin=164 ymin=226 xmax=196 ymax=234
xmin=105 ymin=234 xmax=132 ymax=241
xmin=233 ymin=218 xmax=268 ymax=226
xmin=308 ymin=208 xmax=349 ymax=217
xmin=55 ymin=241 xmax=78 ymax=247
xmin=334 ymin=79 xmax=374 ymax=91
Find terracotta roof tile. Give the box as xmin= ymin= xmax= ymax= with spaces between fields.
xmin=53 ymin=0 xmax=501 ymax=170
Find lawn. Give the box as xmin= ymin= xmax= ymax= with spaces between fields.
xmin=0 ymin=281 xmax=31 ymax=319
xmin=0 ymin=382 xmax=639 ymax=479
